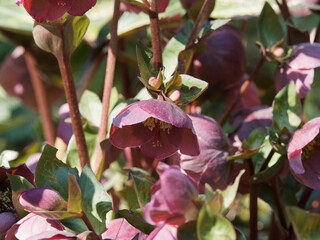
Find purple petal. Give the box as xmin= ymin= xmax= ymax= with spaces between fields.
xmin=289 ymin=43 xmax=320 ymax=69
xmin=275 ymin=66 xmax=314 ymax=98
xmin=0 ymin=164 xmax=34 ymax=190
xmin=0 ymin=212 xmax=17 ymax=238
xmin=139 ymin=131 xmax=178 ymax=159
xmin=168 ymin=127 xmax=200 ymax=156
xmin=101 ymin=218 xmax=147 ymax=240
xmin=22 ymin=0 xmax=72 ymax=22
xmin=287 ymin=117 xmax=320 ymax=154
xmin=110 ymin=123 xmax=153 ymax=149
xmin=147 ymin=224 xmax=178 ymax=240
xmin=25 ymin=230 xmax=77 ymax=240
xmin=113 ymin=100 xmax=193 ymax=129
xmin=68 ymin=0 xmax=97 ymax=16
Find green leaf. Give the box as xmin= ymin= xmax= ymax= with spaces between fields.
xmin=179 ymin=74 xmax=208 ymax=104
xmin=35 ymin=145 xmax=68 ymax=188
xmin=131 ymin=174 xmax=153 ymax=207
xmin=197 ymin=204 xmax=236 ymax=240
xmin=61 ymin=218 xmax=89 ymax=234
xmin=178 ymin=221 xmax=198 ymax=240
xmin=67 ymin=174 xmax=82 ymax=213
xmin=79 ymin=165 xmax=112 ymax=235
xmin=272 ymin=81 xmax=302 ymax=132
xmin=258 ymin=2 xmax=283 ymax=49
xmin=33 ymin=15 xmax=89 ymax=58
xmin=7 ymin=174 xmax=33 ymax=192
xmin=121 ymin=0 xmax=150 ymax=12
xmin=79 ymin=90 xmax=102 ymax=127
xmin=288 ymin=206 xmax=320 ymax=240
xmin=242 ymin=128 xmax=267 ymax=150
xmin=136 ymin=42 xmax=154 ymax=82
xmin=119 ymin=209 xmax=155 ymax=234
xmin=164 ymin=71 xmax=182 ymax=94
xmin=251 ymin=155 xmax=284 ymax=183
xmin=66 ymin=125 xmax=98 ymax=172
xmin=30 ymin=210 xmax=82 ymax=220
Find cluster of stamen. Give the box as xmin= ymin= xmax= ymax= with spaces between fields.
xmin=302 ymin=134 xmax=320 ymax=160
xmin=143 ymin=117 xmax=173 ymax=147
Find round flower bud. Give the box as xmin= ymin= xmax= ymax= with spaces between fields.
xmin=148 ymin=76 xmax=162 ymax=89
xmin=168 ymin=90 xmax=181 ymax=102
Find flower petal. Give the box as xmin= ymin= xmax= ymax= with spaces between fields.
xmin=22 ymin=0 xmax=72 ymax=22
xmin=168 ymin=127 xmax=200 ymax=156
xmin=110 ymin=123 xmax=153 ymax=149
xmin=289 ymin=43 xmax=320 ymax=69
xmin=147 ymin=224 xmax=177 ymax=240
xmin=68 ymin=0 xmax=97 ymax=16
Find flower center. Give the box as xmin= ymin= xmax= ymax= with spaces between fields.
xmin=302 ymin=134 xmax=320 ymax=160
xmin=143 ymin=117 xmax=173 ymax=147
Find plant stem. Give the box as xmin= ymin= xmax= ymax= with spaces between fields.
xmin=24 ymin=51 xmax=56 ymax=146
xmin=149 ymin=0 xmax=162 ymax=71
xmin=118 ymin=39 xmax=132 ymax=99
xmin=298 ymin=187 xmax=313 ymax=209
xmin=186 ymin=0 xmax=215 ymax=49
xmin=57 ymin=54 xmax=90 ymax=169
xmin=248 ymin=159 xmax=258 ymax=240
xmin=219 ymin=57 xmax=265 ymax=126
xmin=93 ymin=0 xmax=120 ymax=175
xmin=271 ymin=177 xmax=287 ymax=229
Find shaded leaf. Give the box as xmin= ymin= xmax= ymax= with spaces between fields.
xmin=178 ymin=221 xmax=198 ymax=240
xmin=179 ymin=74 xmax=208 ymax=104
xmin=119 ymin=209 xmax=155 ymax=234
xmin=131 ymin=174 xmax=153 ymax=207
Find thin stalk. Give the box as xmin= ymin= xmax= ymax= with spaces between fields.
xmin=271 ymin=177 xmax=287 ymax=229
xmin=219 ymin=57 xmax=265 ymax=126
xmin=24 ymin=51 xmax=56 ymax=145
xmin=298 ymin=187 xmax=313 ymax=209
xmin=248 ymin=159 xmax=258 ymax=240
xmin=57 ymin=54 xmax=90 ymax=169
xmin=149 ymin=0 xmax=162 ymax=71
xmin=93 ymin=0 xmax=120 ymax=175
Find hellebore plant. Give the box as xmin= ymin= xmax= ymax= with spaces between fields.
xmin=275 ymin=43 xmax=320 ymax=98
xmin=16 ymin=0 xmax=97 ymax=22
xmin=287 ymin=117 xmax=320 ymax=189
xmin=110 ymin=99 xmax=200 ymax=159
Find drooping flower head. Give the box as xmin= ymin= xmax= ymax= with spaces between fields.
xmin=287 ymin=117 xmax=320 ymax=189
xmin=179 ymin=114 xmax=234 ymax=192
xmin=110 ymin=99 xmax=200 ymax=159
xmin=143 ymin=162 xmax=198 ymax=226
xmin=16 ymin=0 xmax=97 ymax=23
xmin=275 ymin=43 xmax=320 ymax=98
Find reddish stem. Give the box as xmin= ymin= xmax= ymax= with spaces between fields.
xmin=149 ymin=0 xmax=162 ymax=71
xmin=298 ymin=187 xmax=313 ymax=209
xmin=271 ymin=177 xmax=287 ymax=230
xmin=57 ymin=54 xmax=90 ymax=169
xmin=219 ymin=57 xmax=265 ymax=126
xmin=24 ymin=51 xmax=56 ymax=146
xmin=93 ymin=0 xmax=120 ymax=175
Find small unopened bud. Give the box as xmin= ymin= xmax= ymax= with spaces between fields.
xmin=168 ymin=90 xmax=181 ymax=102
xmin=19 ymin=188 xmax=67 ymax=211
xmin=273 ymin=47 xmax=285 ymax=57
xmin=148 ymin=76 xmax=162 ymax=89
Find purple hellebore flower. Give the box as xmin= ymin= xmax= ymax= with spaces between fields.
xmin=0 ymin=212 xmax=18 ymax=238
xmin=143 ymin=162 xmax=198 ymax=226
xmin=57 ymin=104 xmax=73 ymax=145
xmin=275 ymin=43 xmax=320 ymax=98
xmin=229 ymin=106 xmax=273 ymax=149
xmin=101 ymin=218 xmax=147 ymax=240
xmin=5 ymin=213 xmax=76 ymax=240
xmin=147 ymin=224 xmax=177 ymax=240
xmin=120 ymin=0 xmax=170 ymax=14
xmin=16 ymin=0 xmax=97 ymax=23
xmin=110 ymin=99 xmax=200 ymax=160
xmin=19 ymin=188 xmax=67 ymax=212
xmin=287 ymin=117 xmax=320 ymax=189
xmin=179 ymin=114 xmax=234 ymax=193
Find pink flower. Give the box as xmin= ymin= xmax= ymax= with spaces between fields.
xmin=143 ymin=162 xmax=198 ymax=226
xmin=19 ymin=188 xmax=67 ymax=212
xmin=287 ymin=117 xmax=320 ymax=189
xmin=120 ymin=0 xmax=169 ymax=14
xmin=110 ymin=99 xmax=200 ymax=159
xmin=16 ymin=0 xmax=97 ymax=23
xmin=180 ymin=114 xmax=234 ymax=193
xmin=147 ymin=224 xmax=177 ymax=240
xmin=101 ymin=218 xmax=147 ymax=240
xmin=275 ymin=43 xmax=320 ymax=98
xmin=5 ymin=213 xmax=76 ymax=240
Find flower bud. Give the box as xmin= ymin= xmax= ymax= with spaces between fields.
xmin=168 ymin=90 xmax=181 ymax=102
xmin=19 ymin=188 xmax=67 ymax=211
xmin=148 ymin=76 xmax=162 ymax=89
xmin=273 ymin=47 xmax=285 ymax=57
